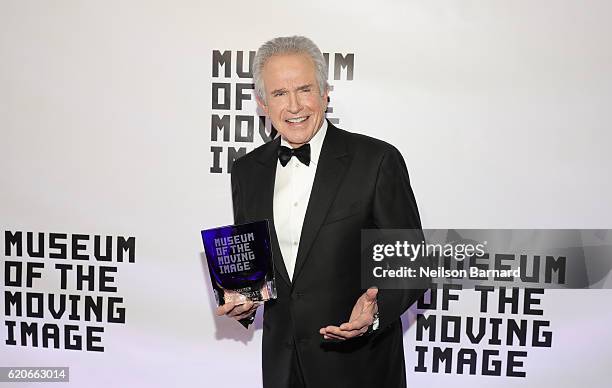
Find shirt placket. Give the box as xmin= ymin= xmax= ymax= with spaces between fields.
xmin=289 ymin=159 xmax=301 ymax=278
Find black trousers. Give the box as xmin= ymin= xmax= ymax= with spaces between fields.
xmin=289 ymin=343 xmax=306 ymax=388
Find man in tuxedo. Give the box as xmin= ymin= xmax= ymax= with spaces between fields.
xmin=217 ymin=36 xmax=425 ymax=388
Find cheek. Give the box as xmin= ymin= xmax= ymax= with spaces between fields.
xmin=303 ymin=96 xmax=324 ymax=111
xmin=265 ymin=104 xmax=282 ymax=119
xmin=269 ymin=99 xmax=289 ymax=115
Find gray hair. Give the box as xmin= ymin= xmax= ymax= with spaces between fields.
xmin=252 ymin=36 xmax=329 ymax=103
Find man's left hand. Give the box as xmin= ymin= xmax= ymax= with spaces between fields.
xmin=319 ymin=287 xmax=378 ymax=341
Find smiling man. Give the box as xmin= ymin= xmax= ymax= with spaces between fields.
xmin=217 ymin=36 xmax=425 ymax=388
xmin=257 ymin=51 xmax=328 ymax=148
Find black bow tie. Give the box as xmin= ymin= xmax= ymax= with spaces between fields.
xmin=278 ymin=143 xmax=311 ymax=167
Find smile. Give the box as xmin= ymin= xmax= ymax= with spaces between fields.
xmin=286 ymin=116 xmax=309 ymax=123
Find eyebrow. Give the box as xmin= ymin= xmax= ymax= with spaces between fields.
xmin=270 ymin=84 xmax=314 ymax=95
xmin=296 ymin=84 xmax=313 ymax=91
xmin=270 ymin=88 xmax=287 ymax=95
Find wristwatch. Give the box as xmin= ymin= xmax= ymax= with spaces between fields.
xmin=372 ymin=311 xmax=380 ymax=331
xmin=366 ymin=311 xmax=380 ymax=334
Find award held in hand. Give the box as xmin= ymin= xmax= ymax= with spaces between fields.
xmin=201 ymin=220 xmax=277 ymax=328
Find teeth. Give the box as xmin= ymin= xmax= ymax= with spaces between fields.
xmin=287 ymin=117 xmax=308 ymax=123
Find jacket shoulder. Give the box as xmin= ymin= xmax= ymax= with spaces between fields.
xmin=231 ymin=138 xmax=278 ymax=174
xmin=332 ymin=124 xmax=401 ymax=159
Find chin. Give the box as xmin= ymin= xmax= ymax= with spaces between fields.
xmin=289 ymin=132 xmax=314 ymax=144
xmin=277 ymin=129 xmax=308 ymax=143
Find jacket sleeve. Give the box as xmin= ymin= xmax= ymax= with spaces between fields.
xmin=371 ymin=145 xmax=428 ymax=331
xmin=230 ymin=162 xmax=256 ymax=328
xmin=231 ymin=161 xmax=246 ymax=225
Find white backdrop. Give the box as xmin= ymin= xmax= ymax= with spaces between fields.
xmin=1 ymin=1 xmax=611 ymax=387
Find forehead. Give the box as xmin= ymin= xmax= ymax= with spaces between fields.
xmin=261 ymin=53 xmax=317 ymax=89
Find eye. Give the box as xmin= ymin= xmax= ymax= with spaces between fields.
xmin=272 ymin=91 xmax=286 ymax=97
xmin=300 ymin=88 xmax=311 ymax=93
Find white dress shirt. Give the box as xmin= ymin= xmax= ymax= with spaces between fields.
xmin=273 ymin=120 xmax=328 ymax=281
xmin=272 ymin=120 xmax=379 ymax=330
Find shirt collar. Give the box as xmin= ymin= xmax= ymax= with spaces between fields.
xmin=280 ymin=119 xmax=328 ymax=166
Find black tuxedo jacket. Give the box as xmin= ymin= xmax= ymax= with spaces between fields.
xmin=231 ymin=121 xmax=424 ymax=388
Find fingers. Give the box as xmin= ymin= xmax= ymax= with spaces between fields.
xmin=365 ymin=287 xmax=378 ymax=302
xmin=319 ymin=327 xmax=345 ymax=341
xmin=320 ymin=308 xmax=377 ymax=341
xmin=227 ymin=301 xmax=254 ymax=318
xmin=323 ymin=333 xmax=344 ymax=341
xmin=234 ymin=309 xmax=257 ymax=320
xmin=339 ymin=315 xmax=371 ymax=332
xmin=216 ymin=301 xmax=260 ymax=321
xmin=216 ymin=302 xmax=237 ymax=316
xmin=321 ymin=324 xmax=368 ymax=340
xmin=233 ymin=302 xmax=260 ymax=320
xmin=334 ymin=324 xmax=368 ymax=338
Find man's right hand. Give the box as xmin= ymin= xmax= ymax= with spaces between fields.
xmin=215 ymin=301 xmax=260 ymax=321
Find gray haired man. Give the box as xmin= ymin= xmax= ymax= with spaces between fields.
xmin=217 ymin=36 xmax=424 ymax=388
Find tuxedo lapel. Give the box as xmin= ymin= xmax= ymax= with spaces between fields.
xmin=291 ymin=124 xmax=352 ymax=284
xmin=255 ymin=138 xmax=291 ymax=287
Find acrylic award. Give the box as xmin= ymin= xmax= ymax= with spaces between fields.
xmin=201 ymin=220 xmax=277 ymax=328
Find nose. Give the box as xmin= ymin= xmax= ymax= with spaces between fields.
xmin=287 ymin=91 xmax=303 ymax=114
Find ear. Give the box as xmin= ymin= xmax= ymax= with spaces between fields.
xmin=321 ymin=86 xmax=330 ymax=111
xmin=256 ymin=95 xmax=269 ymax=116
